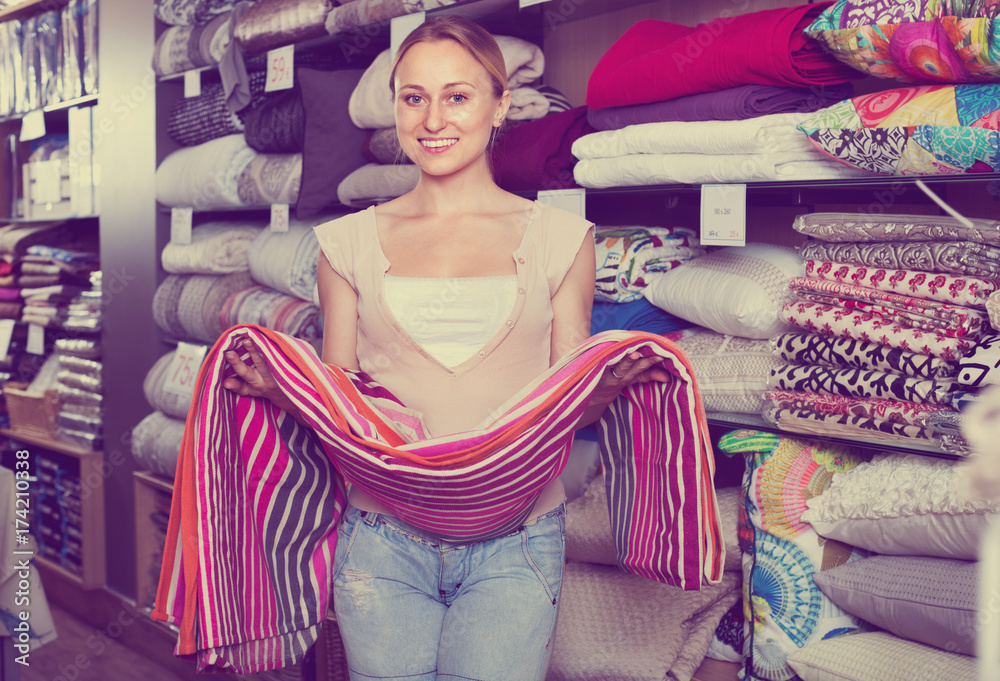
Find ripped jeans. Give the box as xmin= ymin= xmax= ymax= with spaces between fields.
xmin=331 ymin=503 xmax=566 ymax=681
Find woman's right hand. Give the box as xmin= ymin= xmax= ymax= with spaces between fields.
xmin=223 ymin=338 xmax=310 ymax=425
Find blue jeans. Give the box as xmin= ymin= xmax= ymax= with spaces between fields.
xmin=331 ymin=503 xmax=566 ymax=681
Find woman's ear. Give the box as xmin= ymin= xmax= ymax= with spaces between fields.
xmin=494 ymin=89 xmax=511 ymax=127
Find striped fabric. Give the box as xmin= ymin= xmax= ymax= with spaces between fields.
xmin=152 ymin=324 xmax=724 ymax=673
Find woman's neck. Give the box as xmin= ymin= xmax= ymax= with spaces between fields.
xmin=409 ymin=155 xmax=506 ymax=216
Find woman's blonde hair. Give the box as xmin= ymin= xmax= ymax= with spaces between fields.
xmin=388 ymin=15 xmax=508 ymax=100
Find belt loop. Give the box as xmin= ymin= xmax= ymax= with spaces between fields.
xmin=361 ymin=510 xmax=378 ymax=527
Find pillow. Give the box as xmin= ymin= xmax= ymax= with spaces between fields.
xmin=801 ymin=453 xmax=1000 ymax=559
xmin=717 ymin=430 xmax=871 ymax=681
xmin=642 ymin=243 xmax=802 ymax=338
xmin=673 ymin=329 xmax=783 ymax=415
xmin=804 ymin=0 xmax=1000 ymax=83
xmin=797 ymin=84 xmax=1000 ymax=175
xmin=813 ymin=554 xmax=978 ymax=656
xmin=958 ymin=333 xmax=1000 ymax=387
xmin=295 ymin=68 xmax=369 ymax=220
xmin=786 ymin=631 xmax=976 ymax=681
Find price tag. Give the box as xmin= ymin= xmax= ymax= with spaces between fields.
xmin=27 ymin=324 xmax=44 ymax=355
xmin=184 ymin=70 xmax=202 ymax=98
xmin=700 ymin=184 xmax=747 ymax=247
xmin=270 ymin=203 xmax=289 ymax=232
xmin=391 ymin=12 xmax=426 ymax=60
xmin=170 ymin=207 xmax=193 ymax=244
xmin=33 ymin=160 xmax=63 ymax=204
xmin=163 ymin=342 xmax=208 ymax=397
xmin=536 ymin=188 xmax=586 ymax=218
xmin=519 ymin=0 xmax=551 ymax=6
xmin=19 ymin=110 xmax=46 ymax=141
xmin=265 ymin=45 xmax=295 ymax=92
xmin=0 ymin=319 xmax=14 ymax=360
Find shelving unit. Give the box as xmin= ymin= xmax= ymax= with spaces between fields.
xmin=133 ymin=471 xmax=172 ymax=611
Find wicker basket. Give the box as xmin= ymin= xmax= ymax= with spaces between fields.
xmin=314 ymin=610 xmax=349 ymax=681
xmin=4 ymin=381 xmax=62 ymax=439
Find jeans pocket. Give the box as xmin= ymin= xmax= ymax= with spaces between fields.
xmin=331 ymin=507 xmax=364 ymax=583
xmin=520 ymin=509 xmax=566 ymax=606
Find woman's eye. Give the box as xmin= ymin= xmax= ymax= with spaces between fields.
xmin=404 ymin=94 xmax=423 ymax=105
xmin=449 ymin=93 xmax=467 ymax=104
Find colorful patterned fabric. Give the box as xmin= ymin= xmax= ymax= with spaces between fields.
xmin=781 ymin=300 xmax=977 ymax=360
xmin=717 ymin=430 xmax=869 ymax=681
xmin=800 ymin=239 xmax=1000 ymax=278
xmin=957 ymin=333 xmax=1000 ymax=386
xmin=988 ymin=288 xmax=1000 ymax=328
xmin=152 ymin=324 xmax=725 ymax=673
xmin=794 ymin=211 xmax=1000 ymax=248
xmin=766 ymin=389 xmax=953 ymax=425
xmin=789 ymin=276 xmax=989 ymax=338
xmin=771 ymin=332 xmax=958 ymax=379
xmin=805 ymin=0 xmax=1000 ymax=83
xmin=593 ymin=226 xmax=704 ymax=303
xmin=805 ymin=259 xmax=1000 ymax=308
xmin=763 ymin=406 xmax=940 ymax=444
xmin=768 ymin=363 xmax=957 ymax=405
xmin=797 ymin=84 xmax=1000 ymax=175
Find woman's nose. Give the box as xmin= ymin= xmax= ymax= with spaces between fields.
xmin=423 ymin=100 xmax=446 ymax=132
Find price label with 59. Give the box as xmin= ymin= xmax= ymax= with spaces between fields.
xmin=163 ymin=342 xmax=208 ymax=398
xmin=265 ymin=45 xmax=295 ymax=92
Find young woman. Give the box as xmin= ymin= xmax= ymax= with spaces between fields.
xmin=222 ymin=16 xmax=669 ymax=681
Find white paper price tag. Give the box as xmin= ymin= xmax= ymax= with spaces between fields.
xmin=700 ymin=184 xmax=747 ymax=247
xmin=519 ymin=0 xmax=551 ymax=7
xmin=270 ymin=203 xmax=290 ymax=232
xmin=163 ymin=342 xmax=208 ymax=397
xmin=184 ymin=70 xmax=202 ymax=98
xmin=391 ymin=12 xmax=426 ymax=59
xmin=0 ymin=319 xmax=14 ymax=360
xmin=27 ymin=324 xmax=44 ymax=355
xmin=171 ymin=207 xmax=193 ymax=244
xmin=536 ymin=188 xmax=586 ymax=218
xmin=34 ymin=160 xmax=63 ymax=204
xmin=19 ymin=110 xmax=46 ymax=141
xmin=265 ymin=45 xmax=295 ymax=92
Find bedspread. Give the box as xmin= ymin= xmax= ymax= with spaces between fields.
xmin=594 ymin=226 xmax=703 ymax=303
xmin=768 ymin=363 xmax=957 ymax=405
xmin=766 ymin=389 xmax=952 ymax=426
xmin=763 ymin=405 xmax=939 ymax=444
xmin=793 ymin=212 xmax=1000 ymax=247
xmin=152 ymin=324 xmax=724 ymax=673
xmin=770 ymin=332 xmax=957 ymax=379
xmin=800 ymin=240 xmax=1000 ymax=278
xmin=804 ymin=259 xmax=1000 ymax=308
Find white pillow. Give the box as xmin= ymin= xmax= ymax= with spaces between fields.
xmin=642 ymin=243 xmax=801 ymax=338
xmin=801 ymin=453 xmax=1000 ymax=560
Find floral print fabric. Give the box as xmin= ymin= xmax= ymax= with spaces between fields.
xmin=771 ymin=332 xmax=958 ymax=379
xmin=800 ymin=240 xmax=1000 ymax=278
xmin=796 ymin=84 xmax=1000 ymax=175
xmin=594 ymin=227 xmax=705 ymax=303
xmin=794 ymin=212 xmax=1000 ymax=248
xmin=768 ymin=363 xmax=958 ymax=404
xmin=804 ymin=0 xmax=1000 ymax=83
xmin=804 ymin=259 xmax=1000 ymax=308
xmin=780 ymin=300 xmax=976 ymax=360
xmin=766 ymin=388 xmax=953 ymax=425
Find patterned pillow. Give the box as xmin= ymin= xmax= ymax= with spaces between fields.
xmin=813 ymin=554 xmax=978 ymax=656
xmin=718 ymin=430 xmax=871 ymax=681
xmin=796 ymin=84 xmax=1000 ymax=175
xmin=804 ymin=0 xmax=1000 ymax=83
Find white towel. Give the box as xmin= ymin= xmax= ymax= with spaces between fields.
xmin=349 ymin=35 xmax=545 ymax=129
xmin=507 ymin=87 xmax=549 ymax=121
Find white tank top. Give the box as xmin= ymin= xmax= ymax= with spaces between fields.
xmin=383 ymin=274 xmax=519 ymax=369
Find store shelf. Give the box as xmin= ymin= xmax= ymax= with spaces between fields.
xmin=134 ymin=471 xmax=174 ymax=610
xmin=4 ymin=214 xmax=99 ymax=223
xmin=134 ymin=470 xmax=174 ymax=494
xmin=0 ymin=427 xmax=102 ymax=458
xmin=0 ymin=94 xmax=99 ymax=125
xmin=705 ymin=412 xmax=959 ymax=461
xmin=0 ymin=0 xmax=70 ymax=21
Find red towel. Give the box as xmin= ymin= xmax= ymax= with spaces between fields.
xmin=587 ymin=3 xmax=863 ymax=110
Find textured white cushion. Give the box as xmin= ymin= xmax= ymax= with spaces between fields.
xmin=643 ymin=243 xmax=802 ymax=338
xmin=802 ymin=453 xmax=1000 ymax=559
xmin=787 ymin=631 xmax=976 ymax=681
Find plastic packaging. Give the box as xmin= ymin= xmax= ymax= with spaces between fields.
xmin=60 ymin=0 xmax=83 ymax=101
xmin=54 ymin=337 xmax=101 ymax=359
xmin=82 ymin=0 xmax=98 ymax=96
xmin=37 ymin=10 xmax=61 ymax=108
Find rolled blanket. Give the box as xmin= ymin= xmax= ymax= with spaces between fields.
xmin=233 ymin=0 xmax=332 ymax=54
xmin=167 ymin=71 xmax=269 ymax=148
xmin=219 ymin=285 xmax=322 ymax=344
xmin=151 ymin=11 xmax=233 ymax=77
xmin=586 ymin=3 xmax=862 ymax=109
xmin=247 ymin=218 xmax=332 ymax=304
xmin=155 ymin=0 xmax=238 ymax=25
xmin=490 ymin=106 xmax=594 ymax=193
xmin=771 ymin=332 xmax=958 ymax=379
xmin=337 ymin=163 xmax=420 ymax=207
xmin=766 ymin=389 xmax=953 ymax=427
xmin=789 ymin=276 xmax=989 ymax=339
xmin=144 ymin=351 xmax=196 ymax=419
xmin=349 ymin=36 xmax=545 ymax=129
xmin=153 ymin=272 xmax=256 ymax=342
xmin=152 ymin=324 xmax=724 ymax=672
xmin=572 ymin=113 xmax=822 ymax=159
xmin=156 ymin=134 xmax=256 ymax=209
xmin=804 ymin=260 xmax=1000 ymax=309
xmin=793 ymin=212 xmax=1000 ymax=247
xmin=593 ymin=226 xmax=704 ymax=303
xmin=573 ymin=152 xmax=866 ymax=188
xmin=132 ymin=411 xmax=187 ymax=479
xmin=236 ymin=153 xmax=302 ymax=206
xmin=587 ymin=83 xmax=855 ymax=130
xmin=799 ymin=240 xmax=1000 ymax=279
xmin=768 ymin=363 xmax=957 ymax=406
xmin=242 ymin=86 xmax=304 ymax=153
xmin=781 ymin=300 xmax=977 ymax=361
xmin=161 ymin=222 xmax=265 ymax=275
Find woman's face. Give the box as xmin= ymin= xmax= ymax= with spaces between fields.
xmin=393 ymin=39 xmax=507 ymax=177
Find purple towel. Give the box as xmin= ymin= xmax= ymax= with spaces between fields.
xmin=587 ymin=83 xmax=854 ymax=131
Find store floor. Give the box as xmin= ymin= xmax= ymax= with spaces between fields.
xmin=18 ymin=605 xmax=192 ymax=681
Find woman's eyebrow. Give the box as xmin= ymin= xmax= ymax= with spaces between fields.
xmin=399 ymin=81 xmax=477 ymax=91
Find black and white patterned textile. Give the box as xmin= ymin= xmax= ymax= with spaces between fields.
xmin=768 ymin=363 xmax=958 ymax=406
xmin=772 ymin=332 xmax=958 ymax=380
xmin=155 ymin=0 xmax=239 ymax=26
xmin=957 ymin=334 xmax=1000 ymax=388
xmin=167 ymin=70 xmax=268 ymax=147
